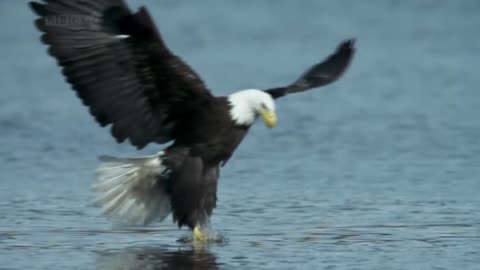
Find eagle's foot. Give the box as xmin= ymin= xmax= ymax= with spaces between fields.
xmin=193 ymin=226 xmax=208 ymax=242
xmin=177 ymin=226 xmax=224 ymax=243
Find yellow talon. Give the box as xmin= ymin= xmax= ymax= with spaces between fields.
xmin=193 ymin=226 xmax=208 ymax=242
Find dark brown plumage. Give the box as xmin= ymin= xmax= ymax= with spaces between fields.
xmin=30 ymin=0 xmax=213 ymax=149
xmin=30 ymin=0 xmax=355 ymax=234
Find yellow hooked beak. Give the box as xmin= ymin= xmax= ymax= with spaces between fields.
xmin=259 ymin=108 xmax=277 ymax=128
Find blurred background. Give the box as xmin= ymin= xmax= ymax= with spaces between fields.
xmin=0 ymin=0 xmax=479 ymax=269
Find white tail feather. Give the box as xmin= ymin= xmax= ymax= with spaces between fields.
xmin=92 ymin=152 xmax=171 ymax=226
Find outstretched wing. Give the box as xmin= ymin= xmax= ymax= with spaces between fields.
xmin=265 ymin=39 xmax=355 ymax=99
xmin=30 ymin=0 xmax=214 ymax=149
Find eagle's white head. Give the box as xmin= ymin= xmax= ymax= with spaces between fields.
xmin=228 ymin=89 xmax=277 ymax=127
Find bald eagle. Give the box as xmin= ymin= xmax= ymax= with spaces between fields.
xmin=30 ymin=0 xmax=355 ymax=241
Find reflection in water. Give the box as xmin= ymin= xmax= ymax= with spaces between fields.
xmin=96 ymin=246 xmax=219 ymax=270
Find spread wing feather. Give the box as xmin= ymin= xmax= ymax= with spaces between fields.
xmin=30 ymin=0 xmax=213 ymax=149
xmin=265 ymin=39 xmax=355 ymax=99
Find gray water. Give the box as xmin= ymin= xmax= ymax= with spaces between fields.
xmin=1 ymin=0 xmax=479 ymax=269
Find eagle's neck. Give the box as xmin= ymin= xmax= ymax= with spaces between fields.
xmin=228 ymin=103 xmax=254 ymax=126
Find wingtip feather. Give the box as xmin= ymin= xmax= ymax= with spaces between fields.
xmin=29 ymin=1 xmax=47 ymax=17
xmin=335 ymin=38 xmax=356 ymax=58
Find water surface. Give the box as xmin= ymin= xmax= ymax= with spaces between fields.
xmin=1 ymin=0 xmax=479 ymax=269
